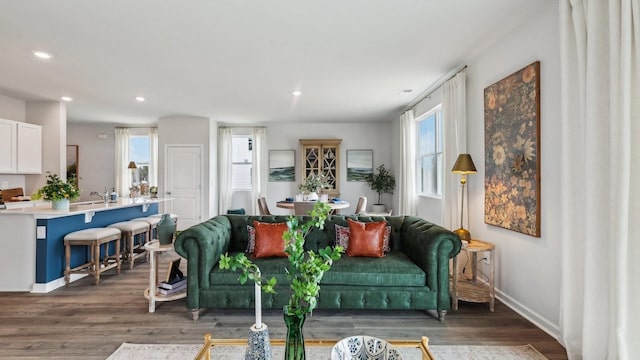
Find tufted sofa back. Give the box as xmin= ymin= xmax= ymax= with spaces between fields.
xmin=224 ymin=214 xmax=408 ymax=254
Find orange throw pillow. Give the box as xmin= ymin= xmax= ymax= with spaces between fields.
xmin=346 ymin=218 xmax=386 ymax=258
xmin=252 ymin=221 xmax=288 ymax=258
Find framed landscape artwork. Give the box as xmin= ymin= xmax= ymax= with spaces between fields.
xmin=346 ymin=149 xmax=373 ymax=181
xmin=269 ymin=150 xmax=295 ymax=182
xmin=484 ymin=61 xmax=541 ymax=237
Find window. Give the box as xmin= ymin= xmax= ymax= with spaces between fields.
xmin=232 ymin=135 xmax=253 ymax=190
xmin=129 ymin=131 xmax=150 ymax=183
xmin=417 ymin=105 xmax=443 ymax=196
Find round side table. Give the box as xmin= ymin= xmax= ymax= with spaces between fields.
xmin=143 ymin=240 xmax=186 ymax=313
xmin=451 ymin=239 xmax=495 ymax=311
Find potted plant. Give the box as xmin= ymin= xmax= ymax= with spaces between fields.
xmin=32 ymin=172 xmax=81 ymax=210
xmin=298 ymin=172 xmax=332 ymax=201
xmin=365 ymin=164 xmax=396 ymax=213
xmin=220 ymin=202 xmax=343 ymax=359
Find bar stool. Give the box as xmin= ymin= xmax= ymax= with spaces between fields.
xmin=108 ymin=220 xmax=150 ymax=269
xmin=64 ymin=227 xmax=121 ymax=285
xmin=131 ymin=216 xmax=161 ymax=241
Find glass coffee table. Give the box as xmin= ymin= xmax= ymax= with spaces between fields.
xmin=193 ymin=335 xmax=435 ymax=360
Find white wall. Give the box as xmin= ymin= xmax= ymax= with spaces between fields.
xmin=264 ymin=121 xmax=394 ymax=216
xmin=67 ymin=123 xmax=117 ymax=201
xmin=24 ymin=101 xmax=67 ymax=195
xmin=465 ymin=1 xmax=561 ymax=336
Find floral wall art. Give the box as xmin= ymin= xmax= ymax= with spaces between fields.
xmin=484 ymin=61 xmax=541 ymax=237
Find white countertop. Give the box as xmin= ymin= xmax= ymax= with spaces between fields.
xmin=0 ymin=197 xmax=173 ymax=219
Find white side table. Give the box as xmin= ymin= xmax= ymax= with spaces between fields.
xmin=451 ymin=239 xmax=495 ymax=311
xmin=143 ymin=240 xmax=186 ymax=313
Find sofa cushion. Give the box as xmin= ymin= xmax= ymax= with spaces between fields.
xmin=346 ymin=219 xmax=386 ymax=258
xmin=335 ymin=224 xmax=391 ymax=253
xmin=322 ymin=252 xmax=426 ymax=287
xmin=212 ymin=251 xmax=426 ymax=288
xmin=252 ymin=221 xmax=288 ymax=258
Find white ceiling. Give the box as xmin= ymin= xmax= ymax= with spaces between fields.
xmin=0 ymin=1 xmax=543 ymax=126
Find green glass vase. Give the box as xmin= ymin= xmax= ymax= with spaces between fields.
xmin=283 ymin=306 xmax=306 ymax=360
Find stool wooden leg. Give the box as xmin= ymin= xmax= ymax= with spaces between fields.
xmin=93 ymin=243 xmax=101 ymax=285
xmin=64 ymin=243 xmax=71 ymax=285
xmin=115 ymin=238 xmax=121 ymax=274
xmin=129 ymin=234 xmax=135 ymax=270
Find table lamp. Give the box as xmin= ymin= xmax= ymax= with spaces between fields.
xmin=451 ymin=154 xmax=476 ymax=242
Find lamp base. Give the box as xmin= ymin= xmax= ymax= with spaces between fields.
xmin=454 ymin=228 xmax=471 ymax=242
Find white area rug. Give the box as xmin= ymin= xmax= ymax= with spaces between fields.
xmin=106 ymin=343 xmax=548 ymax=360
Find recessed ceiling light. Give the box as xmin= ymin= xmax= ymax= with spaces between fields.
xmin=33 ymin=51 xmax=52 ymax=59
xmin=135 ymin=96 xmax=145 ymax=102
xmin=61 ymin=96 xmax=73 ymax=102
xmin=292 ymin=91 xmax=302 ymax=97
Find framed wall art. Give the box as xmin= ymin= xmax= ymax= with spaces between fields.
xmin=346 ymin=149 xmax=373 ymax=181
xmin=484 ymin=61 xmax=541 ymax=237
xmin=269 ymin=150 xmax=295 ymax=182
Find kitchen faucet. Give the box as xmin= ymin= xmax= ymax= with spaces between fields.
xmin=89 ymin=187 xmax=110 ymax=204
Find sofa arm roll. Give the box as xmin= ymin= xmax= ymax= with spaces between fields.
xmin=174 ymin=216 xmax=232 ymax=308
xmin=401 ymin=217 xmax=462 ymax=310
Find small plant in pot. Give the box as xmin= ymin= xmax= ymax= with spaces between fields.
xmin=298 ymin=172 xmax=332 ymax=201
xmin=365 ymin=164 xmax=396 ymax=213
xmin=32 ymin=172 xmax=81 ymax=210
xmin=220 ymin=202 xmax=343 ymax=360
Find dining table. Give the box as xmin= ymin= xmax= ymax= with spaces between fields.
xmin=276 ymin=200 xmax=350 ymax=214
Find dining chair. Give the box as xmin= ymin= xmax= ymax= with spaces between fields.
xmin=354 ymin=196 xmax=367 ymax=214
xmin=293 ymin=201 xmax=316 ymax=216
xmin=257 ymin=197 xmax=271 ymax=215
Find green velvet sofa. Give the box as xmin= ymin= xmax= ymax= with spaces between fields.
xmin=174 ymin=214 xmax=461 ymax=321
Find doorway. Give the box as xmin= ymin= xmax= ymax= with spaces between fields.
xmin=164 ymin=145 xmax=202 ymax=230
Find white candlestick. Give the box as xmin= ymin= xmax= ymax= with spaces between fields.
xmin=255 ymin=282 xmax=262 ymax=329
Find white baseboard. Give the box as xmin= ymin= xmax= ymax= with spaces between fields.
xmin=31 ymin=274 xmax=87 ymax=293
xmin=495 ymin=287 xmax=560 ymax=340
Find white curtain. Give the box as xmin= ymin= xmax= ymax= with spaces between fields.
xmin=149 ymin=127 xmax=158 ymax=187
xmin=441 ymin=72 xmax=468 ymax=231
xmin=114 ymin=128 xmax=130 ymax=197
xmin=398 ymin=110 xmax=417 ymax=215
xmin=560 ymin=0 xmax=640 ymax=359
xmin=251 ymin=127 xmax=267 ymax=215
xmin=218 ymin=128 xmax=233 ymax=215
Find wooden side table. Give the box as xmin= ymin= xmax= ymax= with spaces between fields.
xmin=143 ymin=240 xmax=186 ymax=313
xmin=451 ymin=239 xmax=495 ymax=311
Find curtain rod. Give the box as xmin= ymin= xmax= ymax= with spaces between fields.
xmin=404 ymin=64 xmax=468 ymax=111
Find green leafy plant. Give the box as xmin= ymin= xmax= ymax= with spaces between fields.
xmin=220 ymin=202 xmax=344 ymax=317
xmin=32 ymin=172 xmax=81 ymax=202
xmin=298 ymin=172 xmax=332 ymax=193
xmin=366 ymin=164 xmax=396 ymax=205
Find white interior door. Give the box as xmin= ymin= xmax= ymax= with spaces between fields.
xmin=165 ymin=145 xmax=202 ymax=230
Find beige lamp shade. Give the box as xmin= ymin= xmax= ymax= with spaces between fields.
xmin=127 ymin=161 xmax=137 ymax=169
xmin=451 ymin=154 xmax=477 ymax=174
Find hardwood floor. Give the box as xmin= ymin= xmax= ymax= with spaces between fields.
xmin=0 ymin=252 xmax=567 ymax=359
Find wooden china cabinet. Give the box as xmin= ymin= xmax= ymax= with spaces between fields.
xmin=299 ymin=139 xmax=342 ymax=197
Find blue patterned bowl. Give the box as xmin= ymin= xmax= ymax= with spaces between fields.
xmin=331 ymin=335 xmax=403 ymax=360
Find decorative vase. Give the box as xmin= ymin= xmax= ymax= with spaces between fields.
xmin=52 ymin=199 xmax=70 ymax=210
xmin=306 ymin=191 xmax=318 ymax=201
xmin=283 ymin=306 xmax=306 ymax=360
xmin=245 ymin=324 xmax=272 ymax=360
xmin=157 ymin=213 xmax=176 ymax=245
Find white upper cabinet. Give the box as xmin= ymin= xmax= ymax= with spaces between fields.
xmin=0 ymin=119 xmax=42 ymax=174
xmin=17 ymin=122 xmax=42 ymax=174
xmin=0 ymin=118 xmax=18 ymax=173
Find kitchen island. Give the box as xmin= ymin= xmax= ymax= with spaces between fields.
xmin=0 ymin=197 xmax=172 ymax=293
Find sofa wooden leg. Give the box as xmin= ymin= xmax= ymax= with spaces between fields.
xmin=191 ymin=309 xmax=200 ymax=321
xmin=438 ymin=310 xmax=446 ymax=322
